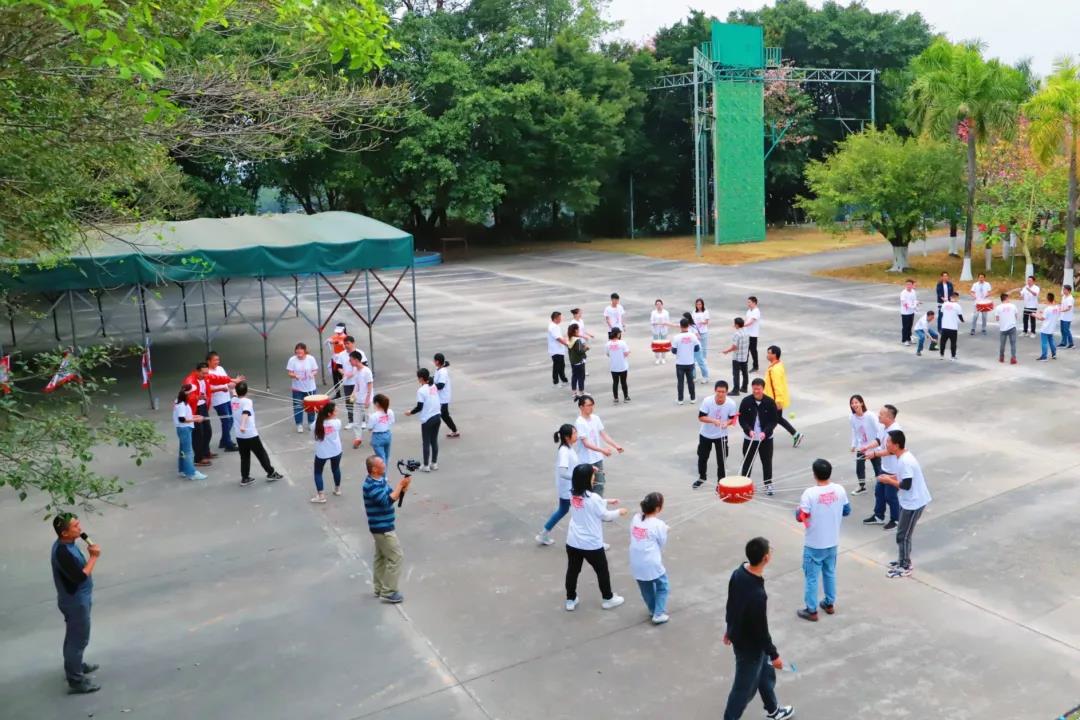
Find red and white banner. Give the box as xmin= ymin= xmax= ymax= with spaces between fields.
xmin=0 ymin=354 xmax=10 ymax=394
xmin=44 ymin=350 xmax=79 ymax=393
xmin=141 ymin=343 xmax=153 ymax=389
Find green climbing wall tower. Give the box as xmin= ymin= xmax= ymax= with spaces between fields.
xmin=710 ymin=22 xmax=766 ymax=244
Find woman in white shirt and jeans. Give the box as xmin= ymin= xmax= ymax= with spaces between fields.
xmin=565 ymin=464 xmax=628 ymax=611
xmin=537 ymin=424 xmax=578 ymax=546
xmin=311 ymin=402 xmax=343 ymax=503
xmin=630 ymin=492 xmax=670 ymax=624
xmin=405 ymin=368 xmax=442 ymax=471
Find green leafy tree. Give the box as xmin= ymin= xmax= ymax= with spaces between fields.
xmin=907 ymin=39 xmax=1028 ymax=280
xmin=800 ymin=128 xmax=964 ymax=271
xmin=1024 ymin=57 xmax=1080 ymax=284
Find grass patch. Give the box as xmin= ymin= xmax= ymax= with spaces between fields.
xmin=816 ymin=250 xmax=1057 ymax=297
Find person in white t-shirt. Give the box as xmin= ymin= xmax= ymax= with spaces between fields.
xmin=1020 ymin=276 xmax=1040 ymax=337
xmin=405 ymin=369 xmax=442 ymax=471
xmin=629 ymin=492 xmax=670 ymax=624
xmin=695 ymin=380 xmax=738 ymax=490
xmin=1036 ymin=292 xmax=1060 ymax=361
xmin=876 ymin=429 xmax=931 ymax=578
xmin=863 ymin=404 xmax=902 ymax=529
xmin=692 ymin=298 xmax=711 ymax=383
xmin=744 ymin=296 xmax=762 ymax=371
xmin=899 ymin=279 xmax=918 ymax=345
xmin=206 ymin=351 xmax=239 ymax=452
xmin=795 ymin=459 xmax=850 ymax=620
xmin=348 ymin=351 xmax=374 ymax=448
xmin=173 ymin=384 xmax=207 ymax=481
xmin=547 ymin=311 xmax=570 ymax=387
xmin=286 ymin=342 xmax=320 ymax=432
xmin=969 ymin=273 xmax=993 ymax=335
xmin=993 ymin=292 xmax=1019 ymax=364
xmin=848 ymin=394 xmax=880 ymax=495
xmin=1057 ymin=285 xmax=1074 ymax=349
xmin=603 ymin=293 xmax=626 ymax=334
xmin=605 ymin=328 xmax=631 ymax=403
xmin=912 ymin=310 xmax=939 ymax=357
xmin=938 ymin=292 xmax=964 ymax=360
xmin=671 ymin=317 xmax=700 ymax=405
xmin=650 ymin=299 xmax=671 ymax=364
xmin=231 ymin=382 xmax=283 ymax=487
xmin=537 ymin=424 xmax=579 ymax=546
xmin=575 ymin=395 xmax=623 ymax=497
xmin=433 ymin=353 xmax=459 ymax=438
xmin=367 ymin=393 xmax=394 ymax=463
xmin=564 ymin=464 xmax=628 ymax=612
xmin=571 ymin=307 xmax=593 ymax=377
xmin=310 ymin=402 xmax=343 ymax=503
xmin=336 ymin=336 xmax=364 ymax=428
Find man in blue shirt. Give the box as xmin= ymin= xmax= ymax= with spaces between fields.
xmin=51 ymin=513 xmax=101 ymax=693
xmin=362 ymin=456 xmax=412 ymax=603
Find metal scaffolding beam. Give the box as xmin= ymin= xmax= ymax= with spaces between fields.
xmin=653 ymin=66 xmax=876 ymax=91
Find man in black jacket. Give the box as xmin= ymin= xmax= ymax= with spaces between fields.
xmin=722 ymin=537 xmax=794 ymax=720
xmin=738 ymin=379 xmax=779 ymax=496
xmin=935 ymin=272 xmax=955 ymax=332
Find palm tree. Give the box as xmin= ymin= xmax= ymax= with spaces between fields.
xmin=907 ymin=39 xmax=1027 ymax=280
xmin=1025 ymin=57 xmax=1080 ymax=285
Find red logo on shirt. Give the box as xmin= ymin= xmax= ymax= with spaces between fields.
xmin=571 ymin=496 xmax=584 ymax=509
xmin=631 ymin=526 xmax=648 ymax=541
xmin=818 ymin=491 xmax=838 ymax=505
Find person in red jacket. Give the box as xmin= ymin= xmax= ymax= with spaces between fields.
xmin=183 ymin=362 xmax=243 ymax=466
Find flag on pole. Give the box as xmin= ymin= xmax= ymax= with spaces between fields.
xmin=44 ymin=350 xmax=78 ymax=393
xmin=0 ymin=354 xmax=10 ymax=393
xmin=141 ymin=343 xmax=153 ymax=389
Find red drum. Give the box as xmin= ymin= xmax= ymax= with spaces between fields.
xmin=976 ymin=303 xmax=993 ymax=313
xmin=303 ymin=393 xmax=331 ymax=414
xmin=651 ymin=340 xmax=672 ymax=353
xmin=717 ymin=476 xmax=754 ymax=504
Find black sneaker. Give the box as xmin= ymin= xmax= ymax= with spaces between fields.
xmin=266 ymin=471 xmax=283 ymax=482
xmin=883 ymin=520 xmax=898 ymax=530
xmin=765 ymin=483 xmax=774 ymax=497
xmin=863 ymin=515 xmax=884 ymax=525
xmin=692 ymin=478 xmax=705 ymax=489
xmin=240 ymin=477 xmax=255 ymax=487
xmin=68 ymin=681 xmax=101 ymax=695
xmin=81 ymin=662 xmax=100 ymax=674
xmin=623 ymin=397 xmax=631 ymax=403
xmin=766 ymin=706 xmax=794 ymax=719
xmin=729 ymin=391 xmax=741 ymax=396
xmin=796 ymin=608 xmax=818 ymax=622
xmin=223 ymin=446 xmax=239 ymax=453
xmin=792 ymin=431 xmax=804 ymax=448
xmin=852 ymin=484 xmax=868 ymax=495
xmin=612 ymin=397 xmax=620 ymax=404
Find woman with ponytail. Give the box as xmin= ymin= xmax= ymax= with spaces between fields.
xmin=310 ymin=401 xmax=342 ymax=503
xmin=564 ymin=464 xmax=627 ymax=612
xmin=536 ymin=424 xmax=578 ymax=546
xmin=433 ymin=353 xmax=460 ymax=438
xmin=629 ymin=492 xmax=670 ymax=624
xmin=405 ymin=368 xmax=442 ymax=471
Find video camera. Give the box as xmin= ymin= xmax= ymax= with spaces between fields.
xmin=396 ymin=459 xmax=421 ymax=507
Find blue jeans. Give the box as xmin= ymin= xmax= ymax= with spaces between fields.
xmin=802 ymin=545 xmax=837 ymax=611
xmin=874 ymin=480 xmax=900 ymax=521
xmin=695 ymin=334 xmax=709 ymax=379
xmin=176 ymin=426 xmax=195 ymax=477
xmin=292 ymin=389 xmax=316 ymax=426
xmin=915 ymin=327 xmax=938 ymax=353
xmin=58 ymin=599 xmax=92 ymax=685
xmin=1059 ymin=320 xmax=1073 ymax=347
xmin=636 ymin=574 xmax=670 ymax=616
xmin=1039 ymin=332 xmax=1057 ymax=359
xmin=214 ymin=401 xmax=237 ymax=449
xmin=313 ymin=453 xmax=341 ymax=492
xmin=723 ymin=647 xmax=779 ymax=720
xmin=371 ymin=431 xmax=392 ymax=464
xmin=544 ymin=497 xmax=571 ymax=532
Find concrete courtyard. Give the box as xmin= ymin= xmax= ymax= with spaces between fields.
xmin=1 ymin=239 xmax=1079 ymax=720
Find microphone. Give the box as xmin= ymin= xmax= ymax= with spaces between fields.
xmin=80 ymin=532 xmax=93 ymax=546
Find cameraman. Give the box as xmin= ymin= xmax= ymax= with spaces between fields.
xmin=362 ymin=455 xmax=412 ymax=603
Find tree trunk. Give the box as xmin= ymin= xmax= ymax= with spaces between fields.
xmin=984 ymin=247 xmax=992 ymax=271
xmin=962 ymin=129 xmax=977 ymax=280
xmin=1065 ymin=139 xmax=1077 ymax=287
xmin=888 ymin=244 xmax=910 ymax=272
xmin=949 ymin=219 xmax=960 ymax=256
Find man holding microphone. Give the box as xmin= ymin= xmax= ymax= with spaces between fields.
xmin=51 ymin=513 xmax=101 ymax=694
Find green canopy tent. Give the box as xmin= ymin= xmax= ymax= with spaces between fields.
xmin=2 ymin=212 xmax=423 ymax=404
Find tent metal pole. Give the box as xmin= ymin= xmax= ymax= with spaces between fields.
xmin=411 ymin=262 xmax=420 ymax=369
xmin=95 ymin=291 xmax=106 ymax=337
xmin=137 ymin=283 xmax=155 ymax=409
xmin=259 ymin=276 xmax=270 ymax=391
xmin=294 ymin=276 xmax=299 ymax=317
xmin=364 ymin=269 xmax=374 ymax=374
xmin=179 ymin=282 xmax=188 ymax=325
xmin=66 ymin=290 xmax=78 ymax=354
xmin=52 ymin=299 xmax=61 ymax=342
xmin=7 ymin=299 xmax=15 ymax=346
xmin=221 ymin=278 xmax=228 ymax=318
xmin=314 ymin=273 xmax=325 ymax=385
xmin=199 ymin=279 xmax=210 ymax=352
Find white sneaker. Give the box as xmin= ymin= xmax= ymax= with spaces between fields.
xmin=661 ymin=358 xmax=666 ymax=364
xmin=565 ymin=598 xmax=579 ymax=611
xmin=652 ymin=613 xmax=670 ymax=624
xmin=601 ymin=595 xmax=625 ymax=610
xmin=654 ymin=359 xmax=660 ymax=365
xmin=420 ymin=465 xmax=431 ymax=472
xmin=603 ymin=542 xmax=611 ymax=549
xmin=310 ymin=494 xmax=327 ymax=503
xmin=536 ymin=532 xmax=554 ymax=546
xmin=345 ymin=422 xmax=354 ymax=430
xmin=360 ymin=422 xmax=367 ymax=430
xmin=431 ymin=463 xmax=439 ymax=471
xmin=296 ymin=425 xmax=304 ymax=433
xmin=191 ymin=471 xmax=208 ymax=481
xmin=677 ymin=400 xmax=684 ymax=405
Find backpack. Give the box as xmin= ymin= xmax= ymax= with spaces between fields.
xmin=569 ymin=338 xmax=588 ymax=365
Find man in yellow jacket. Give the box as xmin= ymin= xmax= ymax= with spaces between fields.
xmin=764 ymin=345 xmax=804 ymax=448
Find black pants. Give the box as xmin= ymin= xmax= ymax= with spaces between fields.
xmin=741 ymin=438 xmax=773 ymax=483
xmin=610 ymin=370 xmax=628 ymax=400
xmin=565 ymin=545 xmax=612 ymax=600
xmin=776 ymin=408 xmax=797 ymax=436
xmin=440 ymin=403 xmax=458 ymax=433
xmin=748 ymin=337 xmax=759 ymax=370
xmin=194 ymin=404 xmax=212 ymax=461
xmin=421 ymin=415 xmax=441 ymax=464
xmin=342 ymin=384 xmax=355 ymax=423
xmin=551 ymin=354 xmax=567 ymax=384
xmin=237 ymin=436 xmax=275 ymax=478
xmin=676 ymin=363 xmax=696 ymax=401
xmin=723 ymin=648 xmax=779 ymax=720
xmin=332 ymin=367 xmax=343 ymax=396
xmin=901 ymin=313 xmax=914 ymax=343
xmin=1023 ymin=308 xmax=1037 ymax=334
xmin=570 ymin=362 xmax=585 ymax=392
xmin=732 ymin=360 xmax=748 ymax=393
xmin=939 ymin=328 xmax=958 ymax=357
xmin=697 ymin=435 xmax=728 ymax=481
